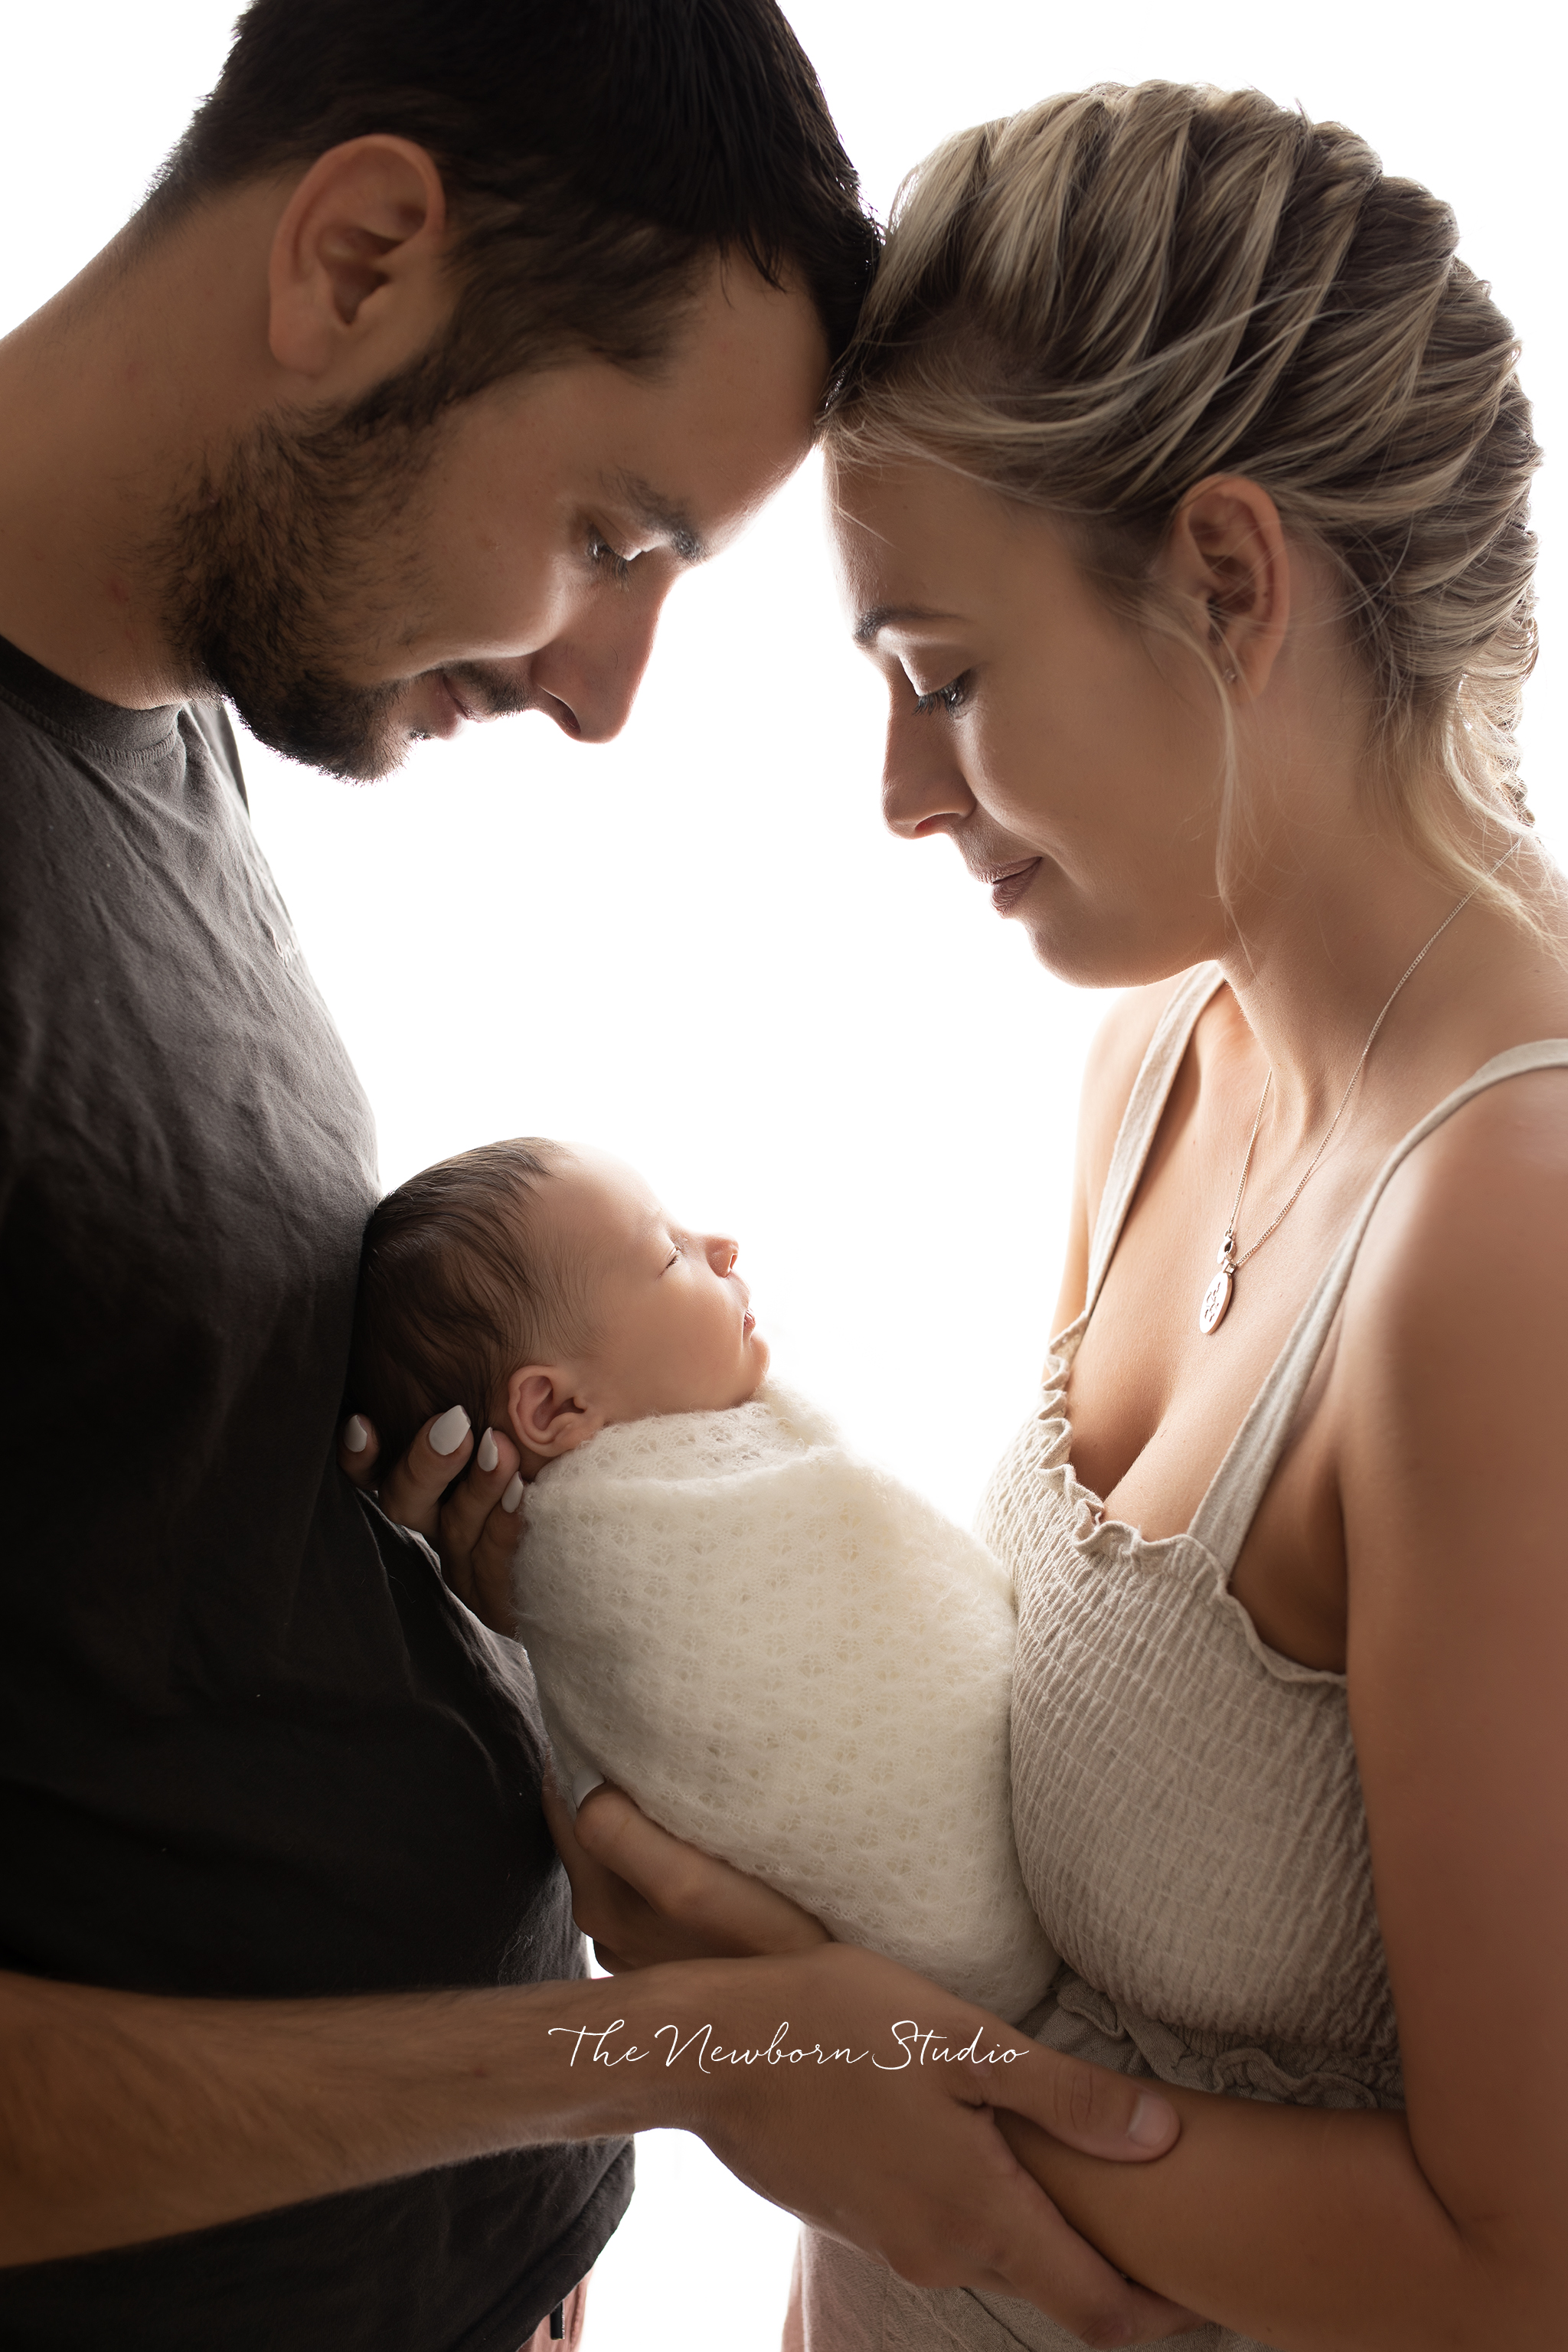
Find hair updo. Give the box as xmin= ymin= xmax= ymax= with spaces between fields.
xmin=825 ymin=82 xmax=1543 ymax=924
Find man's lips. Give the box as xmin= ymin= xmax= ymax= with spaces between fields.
xmin=432 ymin=667 xmax=583 ymax=740
xmin=973 ymin=857 xmax=1043 ymax=914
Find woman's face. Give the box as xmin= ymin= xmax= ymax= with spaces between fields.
xmin=829 ymin=456 xmax=1233 ymax=988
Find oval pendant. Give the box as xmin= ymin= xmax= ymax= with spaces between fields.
xmin=1199 ymin=1263 xmax=1234 ymax=1335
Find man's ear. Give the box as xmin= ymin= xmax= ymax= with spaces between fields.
xmin=1160 ymin=474 xmax=1292 ymax=699
xmin=266 ymin=136 xmax=452 ymax=388
xmin=505 ymin=1366 xmax=607 ymax=1463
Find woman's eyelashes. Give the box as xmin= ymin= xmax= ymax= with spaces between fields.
xmin=910 ymin=672 xmax=971 ymax=717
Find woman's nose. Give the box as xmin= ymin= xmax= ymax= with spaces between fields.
xmin=881 ymin=705 xmax=975 ymax=841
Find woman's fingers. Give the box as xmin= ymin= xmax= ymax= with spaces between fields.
xmin=436 ymin=1426 xmax=524 ymax=1630
xmin=577 ymin=1785 xmax=831 ymax=1957
xmin=544 ymin=1780 xmax=830 ymax=1966
xmin=374 ymin=1406 xmax=473 ymax=1545
xmin=540 ymin=1774 xmax=656 ymax=1971
xmin=338 ymin=1413 xmax=380 ymax=1490
xmin=341 ymin=1409 xmax=521 ymax=1628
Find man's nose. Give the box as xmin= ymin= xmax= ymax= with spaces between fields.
xmin=530 ymin=577 xmax=670 ymax=744
xmin=881 ymin=704 xmax=975 ymax=840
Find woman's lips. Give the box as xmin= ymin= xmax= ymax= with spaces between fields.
xmin=985 ymin=858 xmax=1042 ymax=914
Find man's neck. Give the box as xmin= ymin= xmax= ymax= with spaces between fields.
xmin=0 ymin=183 xmax=302 ymax=708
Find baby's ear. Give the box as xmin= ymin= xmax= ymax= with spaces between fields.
xmin=505 ymin=1365 xmax=606 ymax=1461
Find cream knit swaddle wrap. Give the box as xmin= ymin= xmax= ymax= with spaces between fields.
xmin=514 ymin=1383 xmax=1057 ymax=2021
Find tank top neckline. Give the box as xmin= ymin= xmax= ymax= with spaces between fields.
xmin=1048 ymin=962 xmax=1568 ymax=1658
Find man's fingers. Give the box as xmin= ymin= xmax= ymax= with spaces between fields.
xmin=375 ymin=1406 xmax=472 ymax=1544
xmin=926 ymin=2150 xmax=1197 ymax=2348
xmin=998 ymin=2044 xmax=1180 ymax=2165
xmin=574 ymin=1786 xmax=829 ymax=1956
xmin=337 ymin=1413 xmax=380 ymax=1491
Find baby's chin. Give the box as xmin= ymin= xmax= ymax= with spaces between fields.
xmin=735 ymin=1331 xmax=771 ymax=1402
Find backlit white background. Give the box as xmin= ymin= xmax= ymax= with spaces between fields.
xmin=5 ymin=1 xmax=1561 ymax=2341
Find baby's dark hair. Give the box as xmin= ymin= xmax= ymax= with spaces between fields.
xmin=346 ymin=1137 xmax=589 ymax=1467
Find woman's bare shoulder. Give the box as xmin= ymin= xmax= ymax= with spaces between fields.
xmin=1339 ymin=1063 xmax=1568 ymax=1482
xmin=1350 ymin=1061 xmax=1568 ymax=1309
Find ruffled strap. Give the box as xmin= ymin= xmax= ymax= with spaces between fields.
xmin=1024 ymin=1967 xmax=1404 ymax=2112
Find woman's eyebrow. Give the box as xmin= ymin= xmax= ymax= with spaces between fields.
xmin=854 ymin=603 xmax=961 ymax=645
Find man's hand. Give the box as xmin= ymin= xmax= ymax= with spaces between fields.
xmin=662 ymin=1943 xmax=1199 ymax=2348
xmin=338 ymin=1408 xmax=524 ymax=1633
xmin=545 ymin=1788 xmax=1198 ymax=2341
xmin=544 ymin=1777 xmax=832 ymax=1968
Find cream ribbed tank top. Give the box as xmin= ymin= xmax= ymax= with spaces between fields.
xmin=990 ymin=970 xmax=1568 ymax=2115
xmin=791 ymin=982 xmax=1568 ymax=2352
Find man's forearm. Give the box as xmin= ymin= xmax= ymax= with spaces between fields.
xmin=0 ymin=1962 xmax=714 ymax=2266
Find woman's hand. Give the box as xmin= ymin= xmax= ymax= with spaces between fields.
xmin=542 ymin=1777 xmax=831 ymax=1968
xmin=338 ymin=1409 xmax=524 ymax=1635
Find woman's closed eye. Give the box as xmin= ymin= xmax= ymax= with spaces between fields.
xmin=911 ymin=672 xmax=971 ymax=717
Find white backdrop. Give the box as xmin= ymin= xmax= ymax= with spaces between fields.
xmin=5 ymin=1 xmax=1562 ymax=2342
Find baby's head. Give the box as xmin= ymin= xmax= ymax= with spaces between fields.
xmin=347 ymin=1139 xmax=769 ymax=1476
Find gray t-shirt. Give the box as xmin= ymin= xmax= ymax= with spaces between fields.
xmin=0 ymin=632 xmax=630 ymax=2350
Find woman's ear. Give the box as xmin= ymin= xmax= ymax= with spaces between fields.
xmin=505 ymin=1366 xmax=607 ymax=1462
xmin=266 ymin=134 xmax=451 ymax=388
xmin=1161 ymin=473 xmax=1292 ymax=698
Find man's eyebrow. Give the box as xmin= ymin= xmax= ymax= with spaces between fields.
xmin=853 ymin=603 xmax=960 ymax=645
xmin=607 ymin=471 xmax=704 ymax=564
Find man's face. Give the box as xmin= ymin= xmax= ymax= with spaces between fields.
xmin=162 ymin=259 xmax=828 ymax=779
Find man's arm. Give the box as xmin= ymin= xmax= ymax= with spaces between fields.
xmin=0 ymin=1944 xmax=1194 ymax=2348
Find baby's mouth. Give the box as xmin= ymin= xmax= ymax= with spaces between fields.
xmin=743 ymin=1311 xmax=756 ymax=1336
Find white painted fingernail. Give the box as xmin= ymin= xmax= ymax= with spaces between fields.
xmin=571 ymin=1769 xmax=606 ymax=1810
xmin=343 ymin=1414 xmax=369 ymax=1453
xmin=429 ymin=1405 xmax=470 ymax=1456
xmin=500 ymin=1472 xmax=525 ymax=1514
xmin=477 ymin=1427 xmax=499 ymax=1473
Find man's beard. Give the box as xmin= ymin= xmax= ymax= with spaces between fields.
xmin=153 ymin=403 xmax=447 ymax=782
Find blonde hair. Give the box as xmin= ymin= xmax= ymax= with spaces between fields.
xmin=826 ymin=83 xmax=1544 ymax=928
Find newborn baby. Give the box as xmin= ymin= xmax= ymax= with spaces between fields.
xmin=348 ymin=1138 xmax=1057 ymax=2021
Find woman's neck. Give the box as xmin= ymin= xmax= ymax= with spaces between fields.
xmin=1210 ymin=815 xmax=1565 ymax=1157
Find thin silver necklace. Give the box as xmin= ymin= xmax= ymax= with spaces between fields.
xmin=1198 ymin=849 xmax=1515 ymax=1336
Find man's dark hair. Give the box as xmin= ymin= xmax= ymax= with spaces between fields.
xmin=347 ymin=1138 xmax=590 ymax=1468
xmin=146 ymin=0 xmax=879 ymax=427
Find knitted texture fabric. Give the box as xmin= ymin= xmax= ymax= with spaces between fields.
xmin=514 ymin=1383 xmax=1058 ymax=2020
